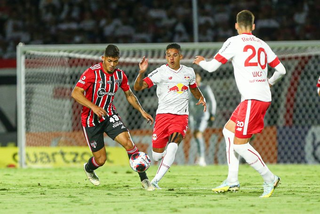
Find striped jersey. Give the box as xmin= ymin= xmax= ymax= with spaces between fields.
xmin=215 ymin=33 xmax=280 ymax=102
xmin=144 ymin=64 xmax=197 ymax=115
xmin=75 ymin=62 xmax=130 ymax=127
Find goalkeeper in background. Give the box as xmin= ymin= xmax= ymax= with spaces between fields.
xmin=189 ymin=71 xmax=217 ymax=166
xmin=194 ymin=10 xmax=286 ymax=197
xmin=71 ymin=44 xmax=155 ymax=191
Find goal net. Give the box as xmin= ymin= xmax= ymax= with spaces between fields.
xmin=17 ymin=42 xmax=320 ymax=168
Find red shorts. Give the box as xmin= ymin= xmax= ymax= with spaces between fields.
xmin=152 ymin=113 xmax=188 ymax=149
xmin=230 ymin=100 xmax=270 ymax=139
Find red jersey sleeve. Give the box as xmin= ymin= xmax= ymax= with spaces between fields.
xmin=75 ymin=68 xmax=94 ymax=90
xmin=317 ymin=76 xmax=320 ymax=88
xmin=120 ymin=71 xmax=130 ymax=91
xmin=144 ymin=77 xmax=154 ymax=88
xmin=189 ymin=83 xmax=197 ymax=88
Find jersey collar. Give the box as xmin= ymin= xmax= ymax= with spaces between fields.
xmin=166 ymin=64 xmax=183 ymax=73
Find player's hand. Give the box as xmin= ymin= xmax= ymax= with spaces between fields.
xmin=141 ymin=111 xmax=154 ymax=125
xmin=139 ymin=56 xmax=149 ymax=73
xmin=92 ymin=106 xmax=107 ymax=118
xmin=196 ymin=96 xmax=207 ymax=112
xmin=193 ymin=56 xmax=205 ymax=65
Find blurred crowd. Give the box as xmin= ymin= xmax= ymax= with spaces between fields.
xmin=0 ymin=0 xmax=319 ymax=59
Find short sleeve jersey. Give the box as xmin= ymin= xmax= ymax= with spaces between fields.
xmin=215 ymin=33 xmax=280 ymax=102
xmin=317 ymin=76 xmax=320 ymax=88
xmin=143 ymin=64 xmax=197 ymax=115
xmin=75 ymin=62 xmax=130 ymax=127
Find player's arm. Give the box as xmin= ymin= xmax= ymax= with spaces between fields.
xmin=190 ymin=87 xmax=207 ymax=112
xmin=71 ymin=86 xmax=107 ymax=118
xmin=123 ymin=88 xmax=154 ymax=124
xmin=268 ymin=62 xmax=286 ymax=86
xmin=206 ymin=86 xmax=217 ymax=120
xmin=134 ymin=56 xmax=149 ymax=91
xmin=193 ymin=56 xmax=222 ymax=73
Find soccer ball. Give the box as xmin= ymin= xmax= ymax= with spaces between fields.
xmin=129 ymin=152 xmax=151 ymax=173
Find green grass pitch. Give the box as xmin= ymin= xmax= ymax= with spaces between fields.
xmin=1 ymin=164 xmax=319 ymax=214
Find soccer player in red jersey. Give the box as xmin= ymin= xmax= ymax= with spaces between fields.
xmin=134 ymin=43 xmax=206 ymax=189
xmin=71 ymin=44 xmax=155 ymax=191
xmin=194 ymin=10 xmax=286 ymax=197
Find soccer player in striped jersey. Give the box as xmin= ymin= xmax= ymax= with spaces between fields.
xmin=194 ymin=10 xmax=286 ymax=197
xmin=134 ymin=43 xmax=207 ymax=189
xmin=71 ymin=44 xmax=155 ymax=191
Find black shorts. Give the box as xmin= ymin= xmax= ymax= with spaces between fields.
xmin=83 ymin=114 xmax=128 ymax=152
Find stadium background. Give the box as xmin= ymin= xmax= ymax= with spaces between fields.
xmin=0 ymin=0 xmax=319 ymax=167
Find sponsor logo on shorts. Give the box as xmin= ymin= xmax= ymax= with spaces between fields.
xmin=90 ymin=141 xmax=97 ymax=148
xmin=112 ymin=121 xmax=123 ymax=128
xmin=152 ymin=134 xmax=157 ymax=140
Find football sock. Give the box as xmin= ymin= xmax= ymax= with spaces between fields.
xmin=86 ymin=157 xmax=100 ymax=172
xmin=153 ymin=142 xmax=178 ymax=182
xmin=222 ymin=128 xmax=240 ymax=184
xmin=126 ymin=145 xmax=148 ymax=181
xmin=195 ymin=137 xmax=205 ymax=158
xmin=126 ymin=145 xmax=139 ymax=159
xmin=152 ymin=151 xmax=166 ymax=161
xmin=233 ymin=143 xmax=275 ymax=184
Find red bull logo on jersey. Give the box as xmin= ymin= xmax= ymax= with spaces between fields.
xmin=168 ymin=83 xmax=189 ymax=94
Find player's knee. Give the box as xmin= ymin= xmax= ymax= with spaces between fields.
xmin=95 ymin=157 xmax=107 ymax=166
xmin=152 ymin=151 xmax=165 ymax=161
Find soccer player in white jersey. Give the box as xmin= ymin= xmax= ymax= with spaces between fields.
xmin=189 ymin=71 xmax=217 ymax=166
xmin=134 ymin=43 xmax=207 ymax=189
xmin=194 ymin=10 xmax=286 ymax=197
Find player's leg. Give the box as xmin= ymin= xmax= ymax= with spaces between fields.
xmin=114 ymin=131 xmax=154 ymax=191
xmin=232 ymin=100 xmax=279 ymax=197
xmin=194 ymin=117 xmax=208 ymax=166
xmin=223 ymin=120 xmax=240 ymax=185
xmin=150 ymin=114 xmax=188 ymax=189
xmin=212 ymin=113 xmax=240 ymax=192
xmin=105 ymin=114 xmax=154 ymax=191
xmin=82 ymin=125 xmax=106 ymax=186
xmin=151 ymin=133 xmax=182 ymax=189
xmin=194 ymin=130 xmax=206 ymax=166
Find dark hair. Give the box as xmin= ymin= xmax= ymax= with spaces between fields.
xmin=237 ymin=10 xmax=254 ymax=30
xmin=166 ymin=43 xmax=181 ymax=52
xmin=104 ymin=44 xmax=120 ymax=57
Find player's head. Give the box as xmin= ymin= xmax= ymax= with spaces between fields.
xmin=165 ymin=43 xmax=183 ymax=70
xmin=235 ymin=10 xmax=255 ymax=33
xmin=104 ymin=44 xmax=120 ymax=58
xmin=102 ymin=44 xmax=120 ymax=73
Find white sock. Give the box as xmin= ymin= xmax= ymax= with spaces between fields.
xmin=233 ymin=143 xmax=275 ymax=183
xmin=223 ymin=128 xmax=239 ymax=184
xmin=153 ymin=143 xmax=178 ymax=182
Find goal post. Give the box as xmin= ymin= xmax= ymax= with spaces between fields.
xmin=17 ymin=41 xmax=320 ymax=168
